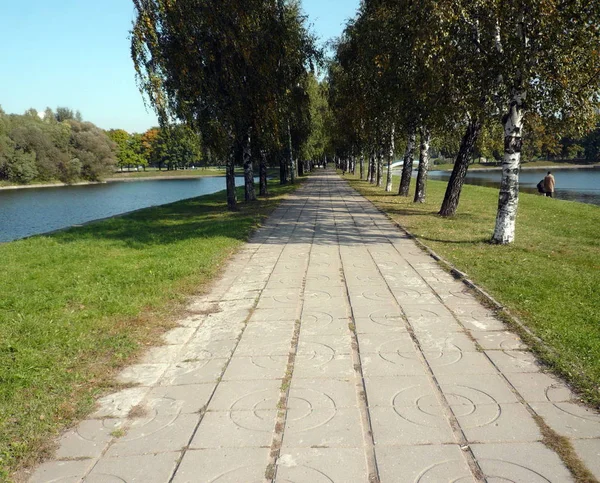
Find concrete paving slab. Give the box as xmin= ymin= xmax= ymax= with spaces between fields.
xmin=298 ymin=334 xmax=352 ymax=356
xmin=56 ymin=418 xmax=122 ymax=460
xmin=235 ymin=337 xmax=292 ymax=357
xmin=171 ymin=448 xmax=268 ymax=483
xmin=282 ymin=408 xmax=364 ymax=448
xmin=301 ymin=312 xmax=350 ymax=336
xmin=161 ymin=327 xmax=197 ymax=346
xmin=208 ymin=380 xmax=281 ymax=411
xmin=357 ymin=332 xmax=414 ymax=353
xmin=159 ymin=358 xmax=228 ymax=385
xmin=293 ymin=353 xmax=355 ymax=379
xmin=369 ymin=406 xmax=455 ymax=445
xmin=428 ymin=350 xmax=498 ymax=376
xmin=289 ymin=378 xmax=357 ymax=409
xmin=529 ymin=402 xmax=600 ymax=439
xmin=89 ymin=453 xmax=180 ymax=482
xmin=353 ymin=316 xmax=407 ymax=334
xmin=471 ymin=442 xmax=574 ymax=482
xmin=191 ymin=410 xmax=276 ymax=448
xmin=471 ymin=331 xmax=527 ymax=351
xmin=504 ymin=372 xmax=575 ymax=403
xmin=454 ymin=403 xmax=542 ymax=443
xmin=363 ymin=375 xmax=438 ymax=407
xmin=28 ymin=460 xmax=92 ymax=483
xmin=117 ymin=363 xmax=169 ymax=386
xmin=275 ymin=448 xmax=368 ymax=482
xmin=486 ymin=350 xmax=544 ymax=373
xmin=415 ymin=332 xmax=477 ymax=352
xmin=92 ymin=387 xmax=150 ymax=419
xmin=104 ymin=413 xmax=199 ymax=457
xmin=141 ymin=344 xmax=185 ymax=364
xmin=180 ymin=339 xmax=238 ymax=359
xmin=147 ymin=384 xmax=215 ymax=414
xmin=351 ymin=302 xmax=401 ymax=320
xmin=222 ymin=356 xmax=288 ymax=381
xmin=361 ymin=352 xmax=429 ymax=377
xmin=437 ymin=373 xmax=521 ymax=404
xmin=572 ymin=439 xmax=600 ymax=477
xmin=375 ymin=445 xmax=473 ymax=483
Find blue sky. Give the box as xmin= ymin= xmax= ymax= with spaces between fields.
xmin=0 ymin=0 xmax=359 ymax=133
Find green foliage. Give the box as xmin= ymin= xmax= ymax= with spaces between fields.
xmin=0 ymin=108 xmax=116 ymax=185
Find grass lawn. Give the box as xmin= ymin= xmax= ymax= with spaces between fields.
xmin=0 ymin=178 xmax=304 ymax=480
xmin=346 ymin=173 xmax=600 ymax=406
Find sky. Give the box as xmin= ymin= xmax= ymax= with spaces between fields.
xmin=0 ymin=0 xmax=360 ymax=133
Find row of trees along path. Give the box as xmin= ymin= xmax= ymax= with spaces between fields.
xmin=132 ymin=0 xmax=599 ymax=245
xmin=328 ymin=0 xmax=600 ymax=244
xmin=132 ymin=0 xmax=319 ymax=210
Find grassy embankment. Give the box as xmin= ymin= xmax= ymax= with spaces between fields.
xmin=0 ymin=179 xmax=304 ymax=481
xmin=346 ymin=173 xmax=600 ymax=406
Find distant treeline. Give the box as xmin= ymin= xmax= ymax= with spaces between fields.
xmin=106 ymin=124 xmax=203 ymax=172
xmin=0 ymin=107 xmax=116 ymax=184
xmin=0 ymin=106 xmax=205 ymax=185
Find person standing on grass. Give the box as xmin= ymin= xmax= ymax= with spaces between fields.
xmin=544 ymin=171 xmax=556 ymax=198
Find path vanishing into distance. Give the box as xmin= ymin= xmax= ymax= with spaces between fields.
xmin=28 ymin=171 xmax=600 ymax=482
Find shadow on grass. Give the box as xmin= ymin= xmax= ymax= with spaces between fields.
xmin=50 ymin=185 xmax=289 ymax=249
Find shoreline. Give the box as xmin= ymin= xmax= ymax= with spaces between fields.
xmin=1 ymin=164 xmax=597 ymax=190
xmin=0 ymin=173 xmax=228 ymax=190
xmin=431 ymin=163 xmax=599 ymax=172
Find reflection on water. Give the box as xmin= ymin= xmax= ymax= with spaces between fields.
xmin=0 ymin=176 xmax=252 ymax=242
xmin=426 ymin=167 xmax=600 ymax=206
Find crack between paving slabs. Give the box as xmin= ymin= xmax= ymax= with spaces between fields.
xmin=332 ymin=179 xmax=382 ymax=483
xmin=265 ymin=177 xmax=320 ymax=482
xmin=337 ymin=178 xmax=488 ymax=483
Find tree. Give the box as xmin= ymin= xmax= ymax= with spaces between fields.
xmin=132 ymin=0 xmax=315 ymax=209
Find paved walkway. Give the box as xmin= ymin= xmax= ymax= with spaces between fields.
xmin=29 ymin=172 xmax=600 ymax=482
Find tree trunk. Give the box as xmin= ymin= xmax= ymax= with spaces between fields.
xmin=439 ymin=119 xmax=483 ymax=216
xmin=376 ymin=148 xmax=383 ymax=187
xmin=226 ymin=154 xmax=237 ymax=211
xmin=298 ymin=159 xmax=304 ymax=176
xmin=369 ymin=153 xmax=375 ymax=183
xmin=492 ymin=93 xmax=525 ymax=244
xmin=243 ymin=132 xmax=256 ymax=202
xmin=287 ymin=122 xmax=295 ymax=184
xmin=259 ymin=150 xmax=268 ymax=196
xmin=385 ymin=125 xmax=395 ymax=192
xmin=359 ymin=154 xmax=365 ymax=180
xmin=279 ymin=151 xmax=287 ymax=185
xmin=414 ymin=127 xmax=431 ymax=203
xmin=399 ymin=130 xmax=416 ymax=196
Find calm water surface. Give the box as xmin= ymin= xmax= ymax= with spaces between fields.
xmin=427 ymin=167 xmax=600 ymax=206
xmin=0 ymin=177 xmax=251 ymax=242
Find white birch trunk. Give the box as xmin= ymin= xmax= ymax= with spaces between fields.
xmin=414 ymin=127 xmax=431 ymax=203
xmin=385 ymin=125 xmax=395 ymax=192
xmin=376 ymin=148 xmax=383 ymax=188
xmin=492 ymin=92 xmax=525 ymax=244
xmin=359 ymin=154 xmax=365 ymax=180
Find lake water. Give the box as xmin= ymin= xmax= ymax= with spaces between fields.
xmin=427 ymin=167 xmax=600 ymax=206
xmin=0 ymin=176 xmax=250 ymax=242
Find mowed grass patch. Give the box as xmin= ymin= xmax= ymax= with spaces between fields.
xmin=0 ymin=179 xmax=303 ymax=480
xmin=346 ymin=174 xmax=600 ymax=405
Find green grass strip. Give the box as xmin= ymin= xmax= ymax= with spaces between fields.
xmin=0 ymin=179 xmax=303 ymax=480
xmin=347 ymin=174 xmax=600 ymax=406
